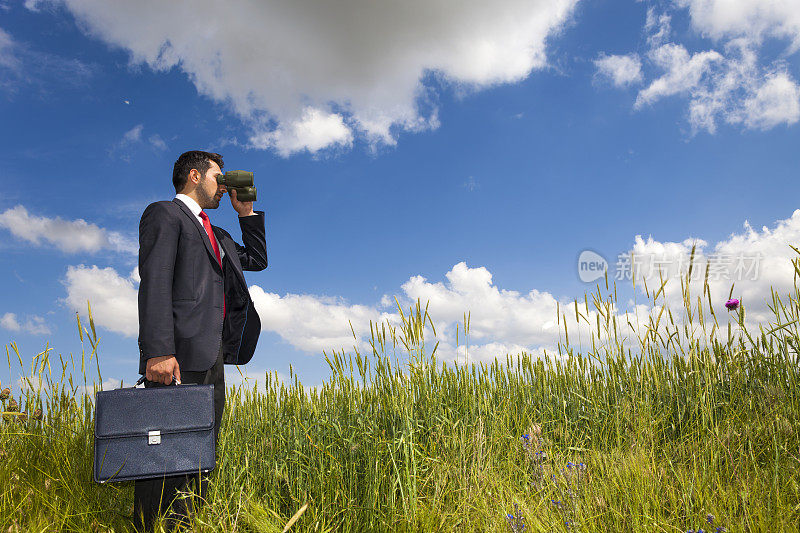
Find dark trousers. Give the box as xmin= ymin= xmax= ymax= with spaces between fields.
xmin=133 ymin=345 xmax=226 ymax=531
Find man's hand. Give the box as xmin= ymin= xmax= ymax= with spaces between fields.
xmin=229 ymin=188 xmax=255 ymax=217
xmin=145 ymin=355 xmax=181 ymax=385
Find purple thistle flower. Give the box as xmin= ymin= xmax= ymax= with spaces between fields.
xmin=725 ymin=298 xmax=739 ymax=311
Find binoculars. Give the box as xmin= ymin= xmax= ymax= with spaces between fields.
xmin=218 ymin=170 xmax=257 ymax=202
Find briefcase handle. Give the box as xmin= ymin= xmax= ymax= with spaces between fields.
xmin=132 ymin=375 xmax=182 ymax=387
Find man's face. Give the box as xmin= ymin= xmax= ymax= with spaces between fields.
xmin=195 ymin=161 xmax=226 ymax=209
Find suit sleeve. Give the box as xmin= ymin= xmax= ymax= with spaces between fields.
xmin=138 ymin=202 xmax=179 ymax=361
xmin=233 ymin=210 xmax=268 ymax=271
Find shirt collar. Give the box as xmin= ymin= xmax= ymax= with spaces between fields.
xmin=175 ymin=193 xmax=202 ymax=217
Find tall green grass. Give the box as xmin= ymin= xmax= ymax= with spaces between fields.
xmin=1 ymin=249 xmax=799 ymax=531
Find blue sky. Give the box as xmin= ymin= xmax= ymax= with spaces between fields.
xmin=2 ymin=0 xmax=800 ymax=390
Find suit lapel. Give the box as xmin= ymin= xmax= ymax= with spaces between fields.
xmin=214 ymin=228 xmax=248 ymax=289
xmin=172 ymin=198 xmax=221 ymax=269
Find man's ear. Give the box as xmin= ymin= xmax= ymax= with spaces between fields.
xmin=187 ymin=169 xmax=200 ymax=188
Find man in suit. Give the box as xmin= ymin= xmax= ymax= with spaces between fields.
xmin=134 ymin=150 xmax=267 ymax=531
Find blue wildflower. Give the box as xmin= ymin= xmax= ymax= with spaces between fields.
xmin=506 ymin=503 xmax=527 ymax=533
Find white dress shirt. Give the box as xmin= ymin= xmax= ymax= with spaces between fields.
xmin=175 ymin=193 xmax=226 ymax=261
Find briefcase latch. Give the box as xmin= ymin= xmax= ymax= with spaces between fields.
xmin=148 ymin=430 xmax=161 ymax=445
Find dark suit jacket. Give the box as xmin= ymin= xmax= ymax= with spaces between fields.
xmin=137 ymin=198 xmax=267 ymax=374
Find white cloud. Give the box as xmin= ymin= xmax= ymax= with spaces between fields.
xmin=66 ymin=258 xmax=576 ymax=362
xmin=0 ymin=312 xmax=18 ymax=331
xmin=0 ymin=27 xmax=18 ymax=70
xmin=148 ymin=133 xmax=167 ymax=151
xmin=0 ymin=312 xmax=52 ymax=335
xmin=742 ymin=71 xmax=800 ymax=129
xmin=0 ymin=25 xmax=93 ymax=94
xmin=95 ymin=377 xmax=121 ymax=391
xmin=624 ymin=209 xmax=800 ymax=326
xmin=62 ymin=265 xmax=139 ymax=337
xmin=677 ymin=0 xmax=800 ymax=49
xmin=635 ymin=43 xmax=723 ymax=107
xmin=249 ymin=288 xmax=386 ymax=354
xmin=54 ymin=209 xmax=800 ymax=364
xmin=26 ymin=0 xmax=578 ymax=155
xmin=603 ymin=3 xmax=800 ymax=134
xmin=249 ymin=107 xmax=353 ymax=157
xmin=397 ymin=263 xmax=565 ymax=348
xmin=637 ymin=41 xmax=800 ymax=133
xmin=246 ymin=210 xmax=800 ymax=361
xmin=594 ymin=53 xmax=643 ymax=87
xmin=645 ymin=8 xmax=672 ymax=47
xmin=0 ymin=313 xmax=22 ymax=331
xmin=122 ymin=124 xmax=142 ymax=143
xmin=247 ymin=262 xmax=586 ymax=363
xmin=0 ymin=205 xmax=137 ymax=254
xmin=111 ymin=124 xmax=167 ymax=159
xmin=61 ymin=261 xmax=388 ymax=352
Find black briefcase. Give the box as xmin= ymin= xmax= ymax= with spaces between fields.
xmin=93 ymin=378 xmax=216 ymax=483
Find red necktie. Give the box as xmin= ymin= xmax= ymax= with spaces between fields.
xmin=199 ymin=211 xmax=225 ymax=319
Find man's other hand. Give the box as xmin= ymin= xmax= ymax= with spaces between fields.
xmin=145 ymin=355 xmax=181 ymax=385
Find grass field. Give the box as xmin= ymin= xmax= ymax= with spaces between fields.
xmin=1 ymin=247 xmax=799 ymax=531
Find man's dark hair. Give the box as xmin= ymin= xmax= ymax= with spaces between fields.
xmin=173 ymin=151 xmax=224 ymax=193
